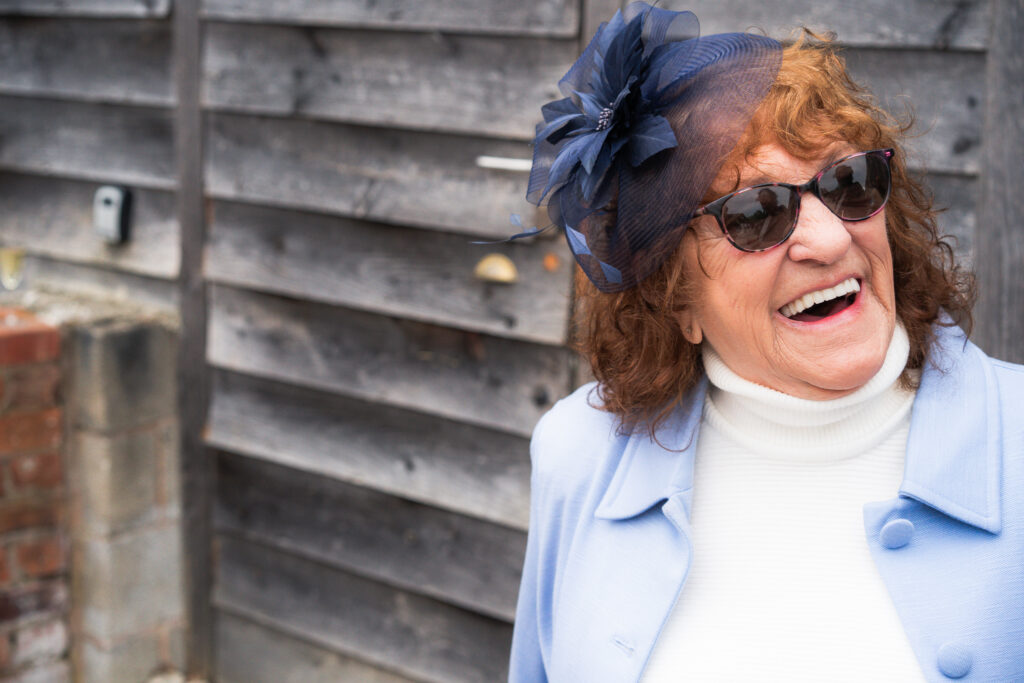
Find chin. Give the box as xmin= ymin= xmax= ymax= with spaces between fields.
xmin=798 ymin=332 xmax=894 ymax=398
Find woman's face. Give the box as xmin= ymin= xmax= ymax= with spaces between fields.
xmin=679 ymin=142 xmax=897 ymax=399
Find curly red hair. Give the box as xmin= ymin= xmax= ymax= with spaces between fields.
xmin=573 ymin=32 xmax=976 ymax=436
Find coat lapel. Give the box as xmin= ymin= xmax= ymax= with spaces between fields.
xmin=898 ymin=324 xmax=1002 ymax=534
xmin=553 ymin=378 xmax=706 ymax=680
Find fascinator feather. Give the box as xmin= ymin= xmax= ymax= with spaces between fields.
xmin=521 ymin=2 xmax=782 ymax=291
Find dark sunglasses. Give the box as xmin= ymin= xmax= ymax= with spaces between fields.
xmin=693 ymin=148 xmax=895 ymax=252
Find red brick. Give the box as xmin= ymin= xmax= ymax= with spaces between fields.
xmin=0 ymin=503 xmax=59 ymax=534
xmin=0 ymin=409 xmax=62 ymax=455
xmin=0 ymin=580 xmax=66 ymax=622
xmin=0 ymin=632 xmax=10 ymax=672
xmin=9 ymin=453 xmax=62 ymax=491
xmin=0 ymin=549 xmax=9 ymax=587
xmin=15 ymin=536 xmax=64 ymax=578
xmin=0 ymin=364 xmax=60 ymax=415
xmin=0 ymin=310 xmax=59 ymax=365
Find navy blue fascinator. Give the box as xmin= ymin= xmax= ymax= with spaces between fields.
xmin=524 ymin=2 xmax=782 ymax=291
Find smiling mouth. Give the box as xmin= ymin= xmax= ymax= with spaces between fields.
xmin=780 ymin=277 xmax=861 ymax=322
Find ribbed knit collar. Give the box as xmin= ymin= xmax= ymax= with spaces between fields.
xmin=700 ymin=323 xmax=915 ymax=461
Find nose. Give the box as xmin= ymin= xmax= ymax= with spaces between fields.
xmin=785 ymin=192 xmax=853 ymax=264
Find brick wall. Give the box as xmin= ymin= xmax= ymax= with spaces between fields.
xmin=0 ymin=296 xmax=186 ymax=683
xmin=0 ymin=308 xmax=71 ymax=682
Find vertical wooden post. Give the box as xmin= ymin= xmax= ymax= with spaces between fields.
xmin=173 ymin=0 xmax=213 ymax=676
xmin=975 ymin=0 xmax=1024 ymax=362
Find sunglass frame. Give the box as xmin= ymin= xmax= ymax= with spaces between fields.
xmin=693 ymin=148 xmax=896 ymax=252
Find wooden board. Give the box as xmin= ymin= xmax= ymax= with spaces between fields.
xmin=174 ymin=0 xmax=214 ymax=676
xmin=0 ymin=0 xmax=170 ymax=16
xmin=0 ymin=96 xmax=175 ymax=189
xmin=974 ymin=0 xmax=1024 ymax=363
xmin=0 ymin=18 xmax=172 ymax=106
xmin=916 ymin=171 xmax=977 ymax=264
xmin=216 ymin=611 xmax=418 ymax=683
xmin=673 ymin=0 xmax=987 ymax=49
xmin=214 ymin=535 xmax=513 ymax=683
xmin=19 ymin=254 xmax=180 ymax=310
xmin=202 ymin=23 xmax=572 ymax=140
xmin=844 ymin=48 xmax=985 ymax=176
xmin=205 ymin=200 xmax=572 ymax=344
xmin=207 ymin=285 xmax=569 ymax=437
xmin=201 ymin=0 xmax=577 ymax=37
xmin=206 ymin=369 xmax=531 ymax=531
xmin=215 ymin=452 xmax=525 ymax=620
xmin=204 ymin=112 xmax=535 ymax=239
xmin=0 ymin=172 xmax=179 ymax=278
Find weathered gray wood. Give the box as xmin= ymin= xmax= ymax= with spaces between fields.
xmin=216 ymin=611 xmax=418 ymax=683
xmin=975 ymin=0 xmax=1024 ymax=362
xmin=204 ymin=112 xmax=535 ymax=239
xmin=206 ymin=370 xmax=531 ymax=529
xmin=215 ymin=452 xmax=525 ymax=620
xmin=214 ymin=535 xmax=513 ymax=683
xmin=174 ymin=0 xmax=213 ymax=677
xmin=582 ymin=0 xmax=623 ymax=46
xmin=844 ymin=48 xmax=985 ymax=176
xmin=202 ymin=23 xmax=571 ymax=139
xmin=20 ymin=254 xmax=179 ymax=310
xmin=205 ymin=200 xmax=571 ymax=345
xmin=207 ymin=285 xmax=569 ymax=437
xmin=673 ymin=0 xmax=987 ymax=49
xmin=201 ymin=0 xmax=577 ymax=37
xmin=0 ymin=19 xmax=172 ymax=106
xmin=0 ymin=172 xmax=179 ymax=278
xmin=0 ymin=0 xmax=170 ymax=16
xmin=917 ymin=171 xmax=977 ymax=264
xmin=0 ymin=96 xmax=175 ymax=189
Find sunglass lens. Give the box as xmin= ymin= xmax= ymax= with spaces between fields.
xmin=721 ymin=186 xmax=798 ymax=251
xmin=818 ymin=153 xmax=890 ymax=220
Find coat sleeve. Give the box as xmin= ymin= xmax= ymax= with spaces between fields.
xmin=508 ymin=411 xmax=557 ymax=682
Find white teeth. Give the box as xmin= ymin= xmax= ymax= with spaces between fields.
xmin=780 ymin=278 xmax=860 ymax=318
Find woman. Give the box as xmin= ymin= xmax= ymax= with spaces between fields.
xmin=509 ymin=4 xmax=1024 ymax=681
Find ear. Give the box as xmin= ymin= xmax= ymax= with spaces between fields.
xmin=676 ymin=308 xmax=703 ymax=345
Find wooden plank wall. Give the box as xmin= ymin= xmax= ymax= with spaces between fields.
xmin=0 ymin=7 xmax=180 ymax=305
xmin=200 ymin=2 xmax=578 ymax=678
xmin=0 ymin=0 xmax=1002 ymax=680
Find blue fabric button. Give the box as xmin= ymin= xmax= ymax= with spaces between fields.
xmin=937 ymin=642 xmax=972 ymax=678
xmin=879 ymin=518 xmax=914 ymax=549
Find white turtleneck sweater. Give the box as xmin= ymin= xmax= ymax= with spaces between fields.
xmin=641 ymin=325 xmax=928 ymax=682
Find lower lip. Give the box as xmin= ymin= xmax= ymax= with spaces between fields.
xmin=776 ymin=282 xmax=865 ymax=328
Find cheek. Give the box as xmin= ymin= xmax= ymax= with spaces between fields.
xmin=859 ymin=218 xmax=896 ymax=291
xmin=689 ymin=244 xmax=778 ymax=333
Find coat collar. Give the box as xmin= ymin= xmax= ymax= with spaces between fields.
xmin=593 ymin=376 xmax=707 ymax=521
xmin=593 ymin=323 xmax=1003 ymax=535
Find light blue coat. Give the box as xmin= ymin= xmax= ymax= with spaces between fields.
xmin=510 ymin=324 xmax=1024 ymax=681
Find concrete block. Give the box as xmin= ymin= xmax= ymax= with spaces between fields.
xmin=73 ymin=429 xmax=166 ymax=535
xmin=68 ymin=319 xmax=177 ymax=433
xmin=77 ymin=526 xmax=184 ymax=643
xmin=79 ymin=632 xmax=161 ymax=683
xmin=167 ymin=623 xmax=185 ymax=674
